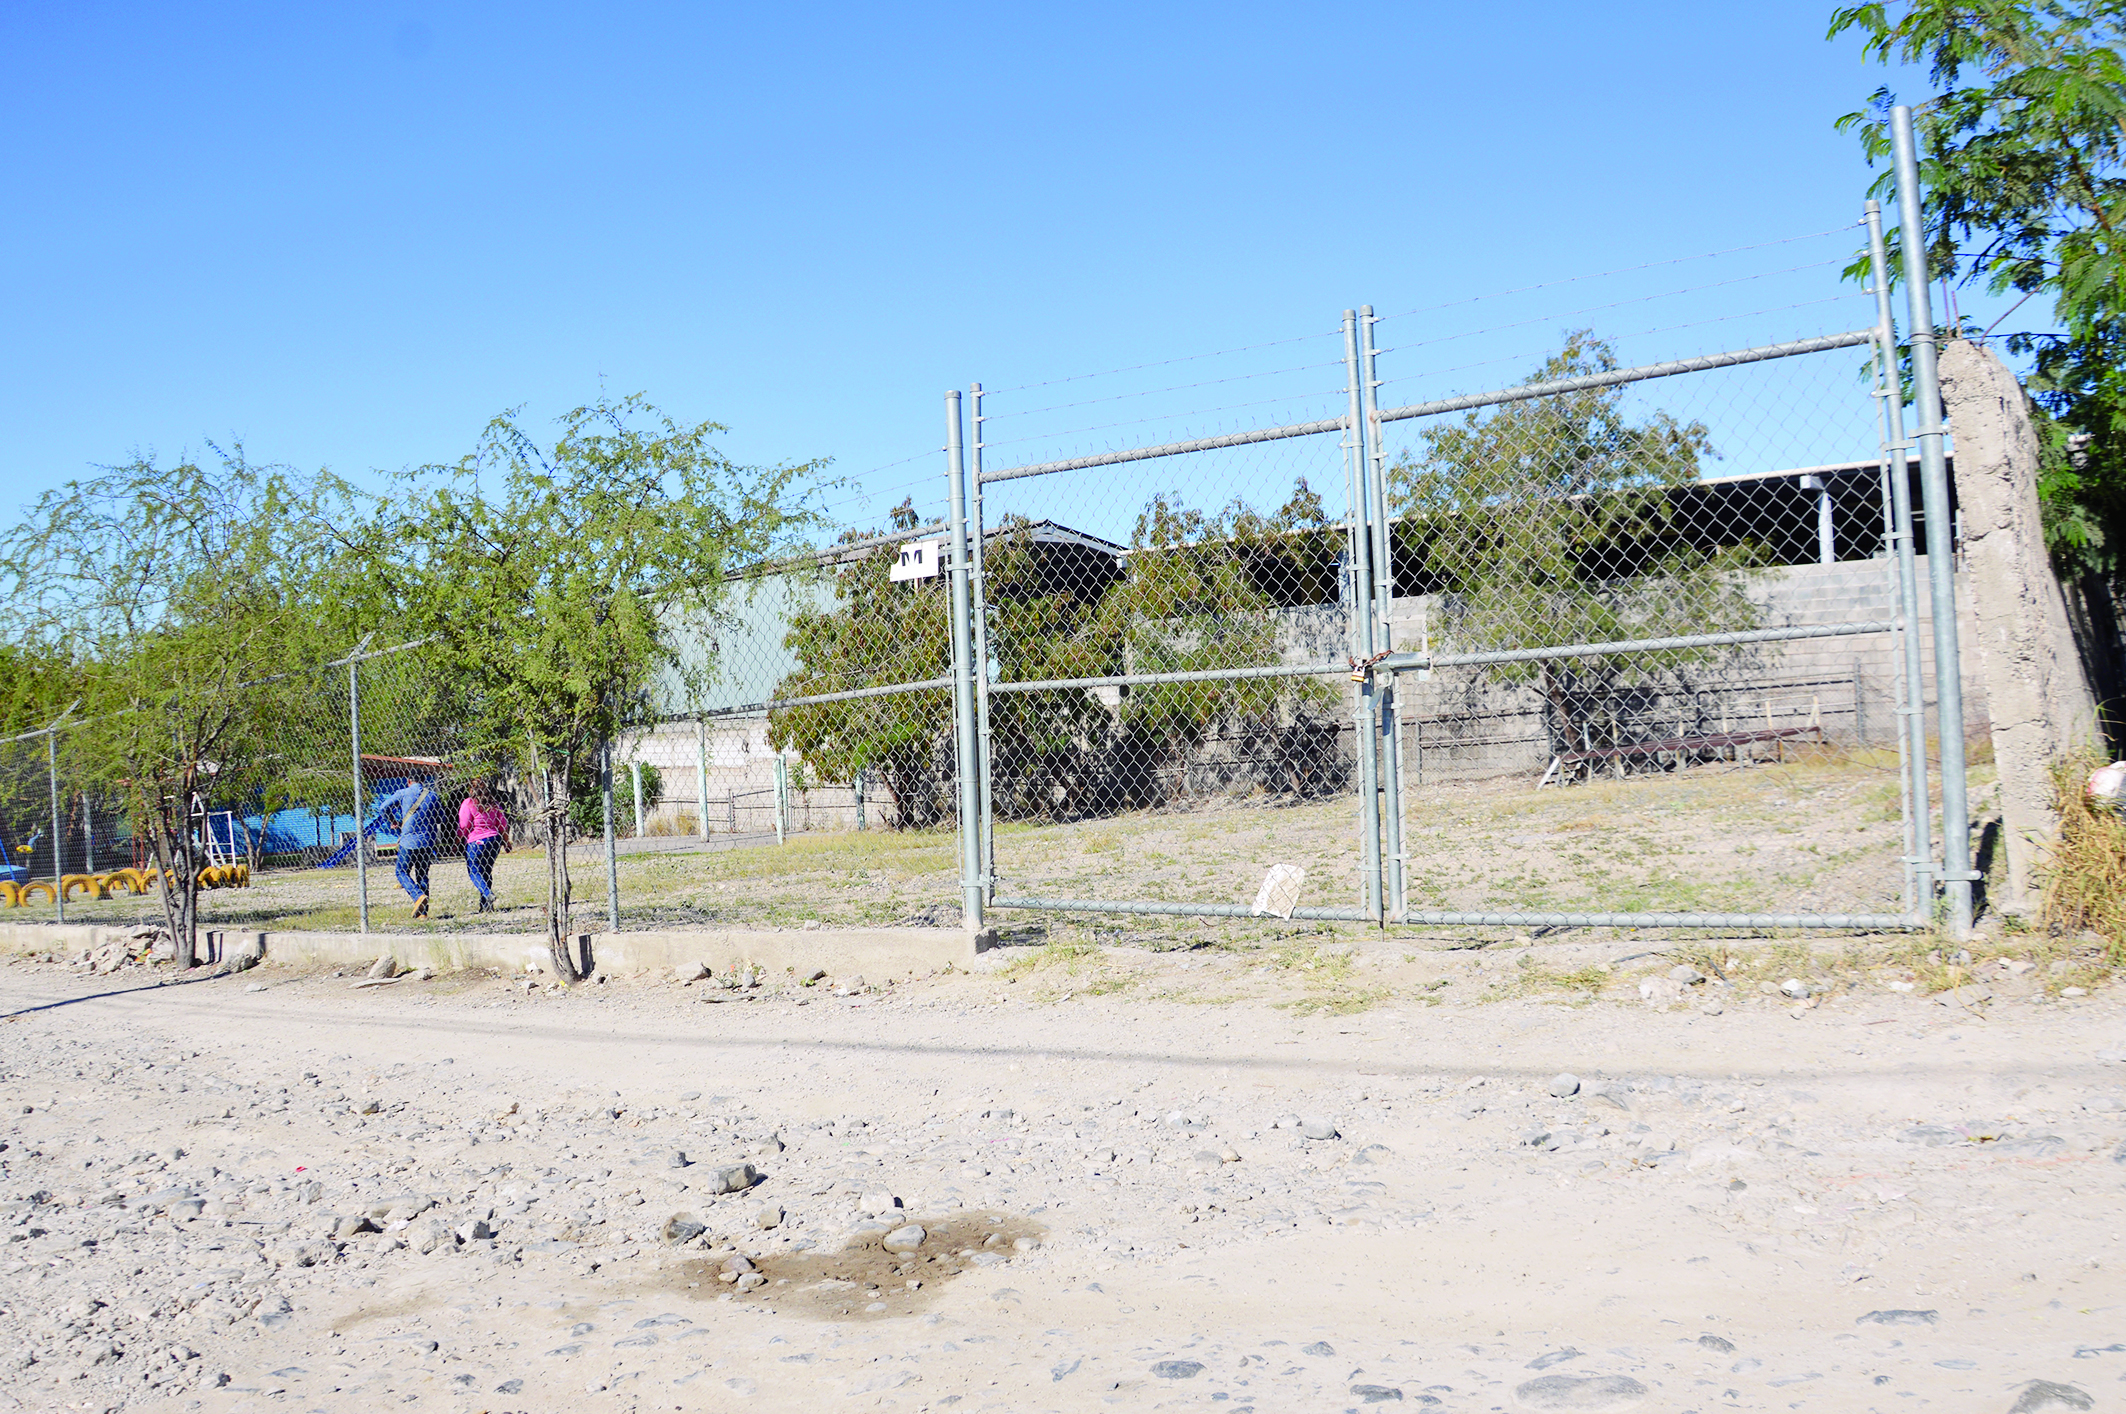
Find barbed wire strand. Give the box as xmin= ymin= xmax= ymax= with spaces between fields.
xmin=1373 ymin=257 xmax=1854 ymax=360
xmin=986 ymin=328 xmax=1343 ymax=397
xmin=1375 ymin=224 xmax=1861 ymax=324
xmin=1376 ymin=294 xmax=1870 ymax=392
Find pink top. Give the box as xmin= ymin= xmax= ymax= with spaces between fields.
xmin=459 ymin=797 xmax=507 ymax=843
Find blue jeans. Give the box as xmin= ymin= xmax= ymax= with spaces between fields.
xmin=395 ymin=845 xmax=434 ymax=901
xmin=466 ymin=838 xmax=502 ymax=901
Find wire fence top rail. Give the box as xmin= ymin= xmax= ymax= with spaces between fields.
xmin=989 ymin=898 xmax=1924 ymax=931
xmin=980 ymin=330 xmax=1877 ymax=485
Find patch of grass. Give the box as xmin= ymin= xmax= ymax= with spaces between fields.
xmin=2040 ymin=750 xmax=2126 ymax=981
xmin=998 ymin=940 xmax=1099 ymax=978
xmin=1275 ymin=986 xmax=1391 ymax=1016
xmin=1488 ymin=960 xmax=1612 ymax=1000
xmin=1267 ymin=942 xmax=1355 ymax=983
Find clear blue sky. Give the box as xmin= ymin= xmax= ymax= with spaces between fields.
xmin=0 ymin=3 xmax=1968 ymax=537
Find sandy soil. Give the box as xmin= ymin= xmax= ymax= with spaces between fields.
xmin=1 ymin=931 xmax=2121 ymax=1414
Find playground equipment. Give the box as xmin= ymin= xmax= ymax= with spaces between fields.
xmin=0 ymin=862 xmax=247 ymax=908
xmin=1 ymin=826 xmax=40 ymax=886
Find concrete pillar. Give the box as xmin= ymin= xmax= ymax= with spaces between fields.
xmin=1938 ymin=338 xmax=2099 ymax=913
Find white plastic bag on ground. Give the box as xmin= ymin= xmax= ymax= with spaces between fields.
xmin=1251 ymin=863 xmax=1306 ymax=919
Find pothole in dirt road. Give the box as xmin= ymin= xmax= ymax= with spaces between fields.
xmin=651 ymin=1211 xmax=1046 ymax=1319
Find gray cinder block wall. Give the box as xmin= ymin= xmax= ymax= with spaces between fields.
xmin=1375 ymin=556 xmax=1989 ymax=785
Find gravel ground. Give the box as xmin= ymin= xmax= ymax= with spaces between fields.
xmin=0 ymin=937 xmax=2121 ymax=1414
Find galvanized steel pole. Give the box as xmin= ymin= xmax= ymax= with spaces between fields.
xmin=945 ymin=391 xmax=985 ymax=929
xmin=1866 ymin=197 xmax=1936 ymax=911
xmin=969 ymin=384 xmax=996 ymax=904
xmin=695 ymin=717 xmax=711 ymax=843
xmin=1343 ymin=311 xmax=1384 ymax=923
xmin=1360 ymin=306 xmax=1405 ymax=919
xmin=349 ymin=657 xmax=369 ymax=935
xmin=46 ymin=725 xmax=63 ymax=920
xmin=602 ymin=739 xmax=620 ymax=931
xmin=1892 ymin=105 xmax=1975 ymax=938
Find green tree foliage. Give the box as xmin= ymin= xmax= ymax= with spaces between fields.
xmin=1831 ymin=0 xmax=2126 ymax=571
xmin=1386 ymin=332 xmax=1760 ymax=747
xmin=370 ymin=395 xmax=821 ymax=975
xmin=0 ymin=451 xmax=365 ymax=963
xmin=568 ymin=758 xmax=663 ymax=836
xmin=769 ymin=483 xmax=1341 ymax=823
xmin=1091 ymin=484 xmax=1338 ymax=792
xmin=768 ymin=503 xmax=959 ymax=827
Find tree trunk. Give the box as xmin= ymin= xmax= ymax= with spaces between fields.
xmin=1542 ymin=666 xmax=1580 ymax=764
xmin=542 ymin=761 xmax=579 ymax=981
xmin=145 ymin=818 xmax=192 ymax=970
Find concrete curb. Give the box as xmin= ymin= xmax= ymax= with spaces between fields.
xmin=0 ymin=921 xmax=994 ymax=979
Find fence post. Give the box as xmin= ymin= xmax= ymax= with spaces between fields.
xmin=969 ymin=383 xmax=996 ymax=904
xmin=1361 ymin=305 xmax=1405 ymax=920
xmin=349 ymin=654 xmax=369 ymax=936
xmin=1342 ymin=311 xmax=1384 ymax=923
xmin=1866 ymin=196 xmax=1936 ymax=916
xmin=602 ymin=738 xmax=620 ymax=931
xmin=695 ymin=717 xmax=711 ymax=843
xmin=631 ymin=758 xmax=645 ymax=839
xmin=774 ymin=755 xmax=788 ymax=845
xmin=80 ymin=791 xmax=93 ymax=874
xmin=855 ymin=769 xmax=866 ymax=831
xmin=46 ymin=725 xmax=63 ymax=921
xmin=945 ymin=389 xmax=985 ymax=930
xmin=1892 ymin=106 xmax=1975 ymax=937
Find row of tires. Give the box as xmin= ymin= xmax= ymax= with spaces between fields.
xmin=0 ymin=864 xmax=251 ymax=907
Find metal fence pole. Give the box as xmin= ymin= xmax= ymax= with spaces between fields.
xmin=1360 ymin=305 xmax=1405 ymax=920
xmin=969 ymin=383 xmax=996 ymax=903
xmin=602 ymin=739 xmax=620 ymax=931
xmin=1866 ymin=196 xmax=1936 ymax=914
xmin=631 ymin=758 xmax=645 ymax=839
xmin=695 ymin=716 xmax=711 ymax=842
xmin=349 ymin=656 xmax=369 ymax=935
xmin=1893 ymin=105 xmax=1975 ymax=937
xmin=945 ymin=389 xmax=985 ymax=929
xmin=1342 ymin=310 xmax=1384 ymax=923
xmin=46 ymin=725 xmax=64 ymax=920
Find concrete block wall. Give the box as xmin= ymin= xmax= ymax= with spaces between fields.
xmin=1374 ymin=555 xmax=1989 ymax=786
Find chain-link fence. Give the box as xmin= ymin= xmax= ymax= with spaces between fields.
xmin=0 ymin=188 xmax=1979 ymax=942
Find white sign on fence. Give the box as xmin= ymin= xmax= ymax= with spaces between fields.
xmin=889 ymin=538 xmax=945 ymax=582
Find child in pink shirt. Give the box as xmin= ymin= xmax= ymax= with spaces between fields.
xmin=458 ymin=785 xmax=511 ymax=912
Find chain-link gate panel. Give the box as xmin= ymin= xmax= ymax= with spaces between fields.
xmin=960 ymin=263 xmax=1942 ymax=933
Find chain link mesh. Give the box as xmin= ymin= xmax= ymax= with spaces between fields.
xmin=1 ymin=242 xmax=1955 ymax=941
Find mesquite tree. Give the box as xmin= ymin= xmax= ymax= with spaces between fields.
xmin=1833 ymin=0 xmax=2126 ymax=572
xmin=371 ymin=395 xmax=821 ymax=978
xmin=1387 ymin=331 xmax=1761 ymax=751
xmin=0 ymin=453 xmax=362 ymax=965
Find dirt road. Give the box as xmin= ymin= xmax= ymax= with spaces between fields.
xmin=1 ymin=939 xmax=2121 ymax=1413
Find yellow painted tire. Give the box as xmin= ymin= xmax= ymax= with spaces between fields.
xmin=60 ymin=874 xmax=104 ymax=901
xmin=0 ymin=882 xmax=19 ymax=907
xmin=233 ymin=864 xmax=249 ymax=887
xmin=104 ymin=870 xmax=138 ymax=897
xmin=19 ymin=882 xmax=56 ymax=905
xmin=200 ymin=866 xmax=226 ymax=889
